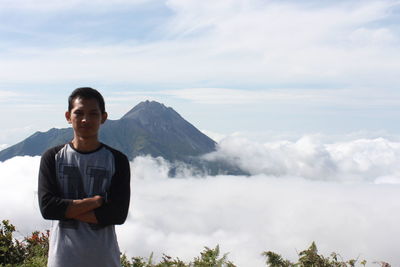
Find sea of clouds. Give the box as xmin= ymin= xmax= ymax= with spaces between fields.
xmin=1 ymin=135 xmax=399 ymax=266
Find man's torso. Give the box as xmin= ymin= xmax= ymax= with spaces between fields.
xmin=47 ymin=143 xmax=121 ymax=267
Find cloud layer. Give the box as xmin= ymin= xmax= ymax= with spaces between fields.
xmin=204 ymin=135 xmax=400 ymax=183
xmin=1 ymin=135 xmax=399 ymax=266
xmin=1 ymin=0 xmax=399 ymax=87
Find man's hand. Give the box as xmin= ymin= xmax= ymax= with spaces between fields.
xmin=88 ymin=195 xmax=104 ymax=208
xmin=65 ymin=195 xmax=104 ymax=221
xmin=74 ymin=211 xmax=99 ymax=224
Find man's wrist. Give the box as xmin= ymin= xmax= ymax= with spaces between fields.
xmin=66 ymin=196 xmax=103 ymax=218
xmin=88 ymin=195 xmax=103 ymax=208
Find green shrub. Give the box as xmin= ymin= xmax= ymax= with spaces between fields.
xmin=121 ymin=246 xmax=235 ymax=267
xmin=0 ymin=219 xmax=392 ymax=267
xmin=0 ymin=220 xmax=26 ymax=266
xmin=262 ymin=242 xmax=391 ymax=267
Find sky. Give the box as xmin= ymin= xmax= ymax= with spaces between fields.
xmin=1 ymin=1 xmax=400 ymax=266
xmin=1 ymin=0 xmax=400 ymax=147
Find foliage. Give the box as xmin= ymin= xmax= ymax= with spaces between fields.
xmin=263 ymin=251 xmax=293 ymax=267
xmin=0 ymin=219 xmax=393 ymax=267
xmin=0 ymin=220 xmax=26 ymax=266
xmin=192 ymin=245 xmax=236 ymax=267
xmin=263 ymin=242 xmax=391 ymax=267
xmin=121 ymin=246 xmax=236 ymax=267
xmin=19 ymin=230 xmax=49 ymax=267
xmin=0 ymin=220 xmax=50 ymax=267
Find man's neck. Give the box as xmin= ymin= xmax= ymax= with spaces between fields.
xmin=70 ymin=136 xmax=101 ymax=152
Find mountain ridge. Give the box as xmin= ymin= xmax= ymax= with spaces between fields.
xmin=0 ymin=101 xmax=244 ymax=175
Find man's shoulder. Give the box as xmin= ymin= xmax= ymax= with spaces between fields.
xmin=102 ymin=144 xmax=129 ymax=161
xmin=39 ymin=144 xmax=67 ymax=168
xmin=42 ymin=144 xmax=66 ymax=158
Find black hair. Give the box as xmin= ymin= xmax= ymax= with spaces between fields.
xmin=68 ymin=87 xmax=106 ymax=114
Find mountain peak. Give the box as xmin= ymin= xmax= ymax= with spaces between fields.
xmin=121 ymin=100 xmax=172 ymax=120
xmin=0 ymin=99 xmax=247 ymax=175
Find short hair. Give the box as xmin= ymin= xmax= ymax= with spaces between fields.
xmin=68 ymin=87 xmax=106 ymax=114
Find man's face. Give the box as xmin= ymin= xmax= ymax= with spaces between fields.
xmin=65 ymin=97 xmax=107 ymax=139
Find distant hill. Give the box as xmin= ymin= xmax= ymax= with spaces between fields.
xmin=0 ymin=100 xmax=246 ymax=175
xmin=0 ymin=128 xmax=73 ymax=160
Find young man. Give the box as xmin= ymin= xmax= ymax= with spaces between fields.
xmin=38 ymin=87 xmax=131 ymax=267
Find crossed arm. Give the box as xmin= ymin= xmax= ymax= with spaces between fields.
xmin=65 ymin=195 xmax=104 ymax=224
xmin=38 ymin=146 xmax=130 ymax=226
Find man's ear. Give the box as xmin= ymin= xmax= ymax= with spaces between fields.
xmin=65 ymin=111 xmax=72 ymax=124
xmin=101 ymin=112 xmax=108 ymax=124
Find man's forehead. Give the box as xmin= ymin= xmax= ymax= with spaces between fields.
xmin=71 ymin=97 xmax=101 ymax=109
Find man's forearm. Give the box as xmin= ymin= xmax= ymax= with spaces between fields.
xmin=65 ymin=195 xmax=103 ymax=219
xmin=74 ymin=211 xmax=99 ymax=224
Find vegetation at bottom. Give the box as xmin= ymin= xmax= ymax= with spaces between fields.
xmin=0 ymin=220 xmax=391 ymax=267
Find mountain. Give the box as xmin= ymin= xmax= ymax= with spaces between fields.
xmin=0 ymin=101 xmax=245 ymax=175
xmin=99 ymin=100 xmax=216 ymax=162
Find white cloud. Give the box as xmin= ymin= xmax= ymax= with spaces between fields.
xmin=1 ymin=0 xmax=400 ymax=90
xmin=349 ymin=27 xmax=397 ymax=46
xmin=0 ymin=156 xmax=49 ymax=235
xmin=106 ymin=87 xmax=400 ymax=108
xmin=161 ymin=0 xmax=400 ymax=84
xmin=1 ymin=135 xmax=400 ymax=266
xmin=0 ymin=90 xmax=22 ymax=102
xmin=0 ymin=0 xmax=152 ymax=11
xmin=122 ymin=172 xmax=400 ymax=266
xmin=226 ymin=130 xmax=400 ymax=144
xmin=161 ymin=87 xmax=400 ymax=106
xmin=204 ymin=135 xmax=400 ymax=182
xmin=164 ymin=88 xmax=284 ymax=104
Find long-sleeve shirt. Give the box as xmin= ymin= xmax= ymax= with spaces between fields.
xmin=38 ymin=143 xmax=131 ymax=267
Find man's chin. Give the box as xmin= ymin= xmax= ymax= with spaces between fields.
xmin=75 ymin=132 xmax=98 ymax=139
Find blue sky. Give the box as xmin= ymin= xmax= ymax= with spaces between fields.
xmin=1 ymin=0 xmax=400 ymax=146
